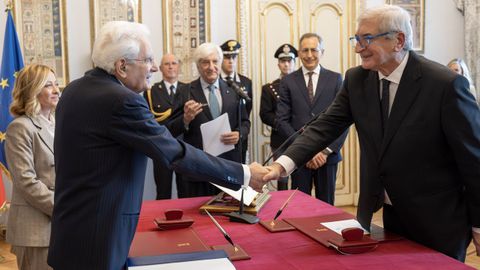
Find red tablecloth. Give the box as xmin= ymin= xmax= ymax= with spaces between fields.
xmin=136 ymin=190 xmax=474 ymax=270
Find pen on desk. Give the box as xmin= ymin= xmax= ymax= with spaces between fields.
xmin=273 ymin=188 xmax=298 ymax=220
xmin=205 ymin=210 xmax=237 ymax=250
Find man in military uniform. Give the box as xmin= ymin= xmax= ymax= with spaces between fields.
xmin=260 ymin=44 xmax=297 ymax=190
xmin=220 ymin=40 xmax=253 ymax=163
xmin=143 ymin=53 xmax=186 ymax=199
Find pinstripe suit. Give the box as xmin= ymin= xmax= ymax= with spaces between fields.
xmin=48 ymin=68 xmax=244 ymax=270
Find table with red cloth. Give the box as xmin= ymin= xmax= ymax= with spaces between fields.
xmin=135 ymin=190 xmax=474 ymax=270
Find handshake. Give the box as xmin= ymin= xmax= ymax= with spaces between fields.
xmin=247 ymin=162 xmax=286 ymax=192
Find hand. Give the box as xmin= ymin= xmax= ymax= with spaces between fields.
xmin=473 ymin=230 xmax=480 ymax=256
xmin=220 ymin=131 xmax=239 ymax=145
xmin=306 ymin=152 xmax=327 ymax=170
xmin=263 ymin=162 xmax=285 ymax=182
xmin=248 ymin=162 xmax=270 ymax=192
xmin=183 ymin=100 xmax=203 ymax=125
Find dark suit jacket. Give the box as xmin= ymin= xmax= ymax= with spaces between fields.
xmin=237 ymin=73 xmax=253 ymax=115
xmin=283 ymin=52 xmax=480 ymax=258
xmin=260 ymin=79 xmax=286 ymax=149
xmin=277 ymin=67 xmax=347 ymax=164
xmin=48 ymin=68 xmax=244 ymax=270
xmin=169 ymin=78 xmax=250 ymax=164
xmin=143 ymin=80 xmax=187 ymax=125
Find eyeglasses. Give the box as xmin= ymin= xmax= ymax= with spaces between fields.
xmin=300 ymin=48 xmax=321 ymax=54
xmin=126 ymin=57 xmax=155 ymax=65
xmin=349 ymin=31 xmax=397 ymax=48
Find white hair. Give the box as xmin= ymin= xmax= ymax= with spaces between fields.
xmin=193 ymin=43 xmax=223 ymax=67
xmin=358 ymin=5 xmax=413 ymax=51
xmin=91 ymin=21 xmax=151 ymax=74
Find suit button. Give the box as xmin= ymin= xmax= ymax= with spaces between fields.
xmin=311 ymin=113 xmax=315 ymax=117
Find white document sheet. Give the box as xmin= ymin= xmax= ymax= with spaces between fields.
xmin=200 ymin=113 xmax=234 ymax=157
xmin=211 ymin=184 xmax=258 ymax=206
xmin=320 ymin=219 xmax=370 ymax=235
xmin=128 ymin=258 xmax=236 ymax=270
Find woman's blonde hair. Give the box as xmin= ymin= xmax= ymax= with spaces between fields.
xmin=10 ymin=64 xmax=55 ymax=117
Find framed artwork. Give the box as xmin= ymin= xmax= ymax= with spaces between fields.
xmin=90 ymin=0 xmax=142 ymax=47
xmin=12 ymin=0 xmax=69 ymax=87
xmin=388 ymin=0 xmax=425 ymax=52
xmin=163 ymin=0 xmax=210 ymax=82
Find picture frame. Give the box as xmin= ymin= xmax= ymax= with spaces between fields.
xmin=89 ymin=0 xmax=142 ymax=47
xmin=163 ymin=0 xmax=210 ymax=82
xmin=12 ymin=0 xmax=69 ymax=87
xmin=388 ymin=0 xmax=425 ymax=52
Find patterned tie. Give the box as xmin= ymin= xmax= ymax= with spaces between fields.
xmin=307 ymin=71 xmax=314 ymax=103
xmin=380 ymin=79 xmax=391 ymax=133
xmin=208 ymin=84 xmax=221 ymax=118
xmin=169 ymin=85 xmax=175 ymax=100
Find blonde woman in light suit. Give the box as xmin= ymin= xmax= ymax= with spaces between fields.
xmin=5 ymin=64 xmax=59 ymax=270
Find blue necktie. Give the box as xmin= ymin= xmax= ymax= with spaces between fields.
xmin=208 ymin=84 xmax=220 ymax=118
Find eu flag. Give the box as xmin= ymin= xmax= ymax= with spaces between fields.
xmin=0 ymin=9 xmax=24 ymax=176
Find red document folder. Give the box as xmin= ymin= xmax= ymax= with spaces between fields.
xmin=284 ymin=213 xmax=401 ymax=254
xmin=128 ymin=228 xmax=210 ymax=257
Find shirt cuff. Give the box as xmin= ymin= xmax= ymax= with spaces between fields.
xmin=241 ymin=164 xmax=250 ymax=187
xmin=275 ymin=155 xmax=296 ymax=177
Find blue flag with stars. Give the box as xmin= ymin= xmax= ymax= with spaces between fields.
xmin=0 ymin=10 xmax=24 ymax=175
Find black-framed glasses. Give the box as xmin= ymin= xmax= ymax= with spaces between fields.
xmin=126 ymin=57 xmax=155 ymax=65
xmin=349 ymin=31 xmax=397 ymax=48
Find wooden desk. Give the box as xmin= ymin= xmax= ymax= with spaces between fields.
xmin=134 ymin=190 xmax=474 ymax=270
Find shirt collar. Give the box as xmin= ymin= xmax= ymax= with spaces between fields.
xmin=302 ymin=65 xmax=321 ymax=76
xmin=378 ymin=51 xmax=409 ymax=84
xmin=163 ymin=81 xmax=178 ymax=90
xmin=200 ymin=77 xmax=219 ymax=90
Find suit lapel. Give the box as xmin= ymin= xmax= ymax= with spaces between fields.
xmin=293 ymin=69 xmax=311 ymax=107
xmin=31 ymin=116 xmax=54 ymax=155
xmin=190 ymin=79 xmax=213 ymax=120
xmin=379 ymin=53 xmax=422 ymax=159
xmin=364 ymin=72 xmax=384 ymax=156
xmin=219 ymin=79 xmax=232 ymax=114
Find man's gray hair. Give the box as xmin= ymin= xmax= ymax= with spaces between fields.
xmin=358 ymin=5 xmax=413 ymax=51
xmin=91 ymin=21 xmax=151 ymax=74
xmin=299 ymin=33 xmax=325 ymax=51
xmin=193 ymin=43 xmax=223 ymax=67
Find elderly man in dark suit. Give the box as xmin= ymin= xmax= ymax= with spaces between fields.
xmin=169 ymin=42 xmax=250 ymax=198
xmin=48 ymin=21 xmax=268 ymax=270
xmin=276 ymin=33 xmax=348 ymax=204
xmin=265 ymin=5 xmax=480 ymax=262
xmin=220 ymin=40 xmax=253 ymax=162
xmin=260 ymin=43 xmax=297 ymax=190
xmin=143 ymin=53 xmax=186 ymax=199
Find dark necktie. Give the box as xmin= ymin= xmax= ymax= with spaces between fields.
xmin=208 ymin=84 xmax=220 ymax=118
xmin=380 ymin=79 xmax=390 ymax=133
xmin=307 ymin=72 xmax=314 ymax=103
xmin=169 ymin=85 xmax=175 ymax=100
xmin=226 ymin=76 xmax=233 ymax=84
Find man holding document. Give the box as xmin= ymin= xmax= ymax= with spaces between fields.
xmin=169 ymin=42 xmax=250 ymax=198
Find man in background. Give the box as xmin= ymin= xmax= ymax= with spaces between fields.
xmin=143 ymin=53 xmax=186 ymax=199
xmin=276 ymin=33 xmax=348 ymax=204
xmin=168 ymin=42 xmax=250 ymax=198
xmin=260 ymin=43 xmax=297 ymax=190
xmin=220 ymin=40 xmax=253 ymax=162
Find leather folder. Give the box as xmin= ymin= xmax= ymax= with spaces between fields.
xmin=127 ymin=250 xmax=232 ymax=269
xmin=284 ymin=213 xmax=401 ymax=254
xmin=128 ymin=228 xmax=210 ymax=257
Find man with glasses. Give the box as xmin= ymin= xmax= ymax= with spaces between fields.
xmin=49 ymin=22 xmax=267 ymax=270
xmin=168 ymin=42 xmax=251 ymax=198
xmin=276 ymin=33 xmax=348 ymax=204
xmin=265 ymin=5 xmax=480 ymax=262
xmin=143 ymin=53 xmax=186 ymax=199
